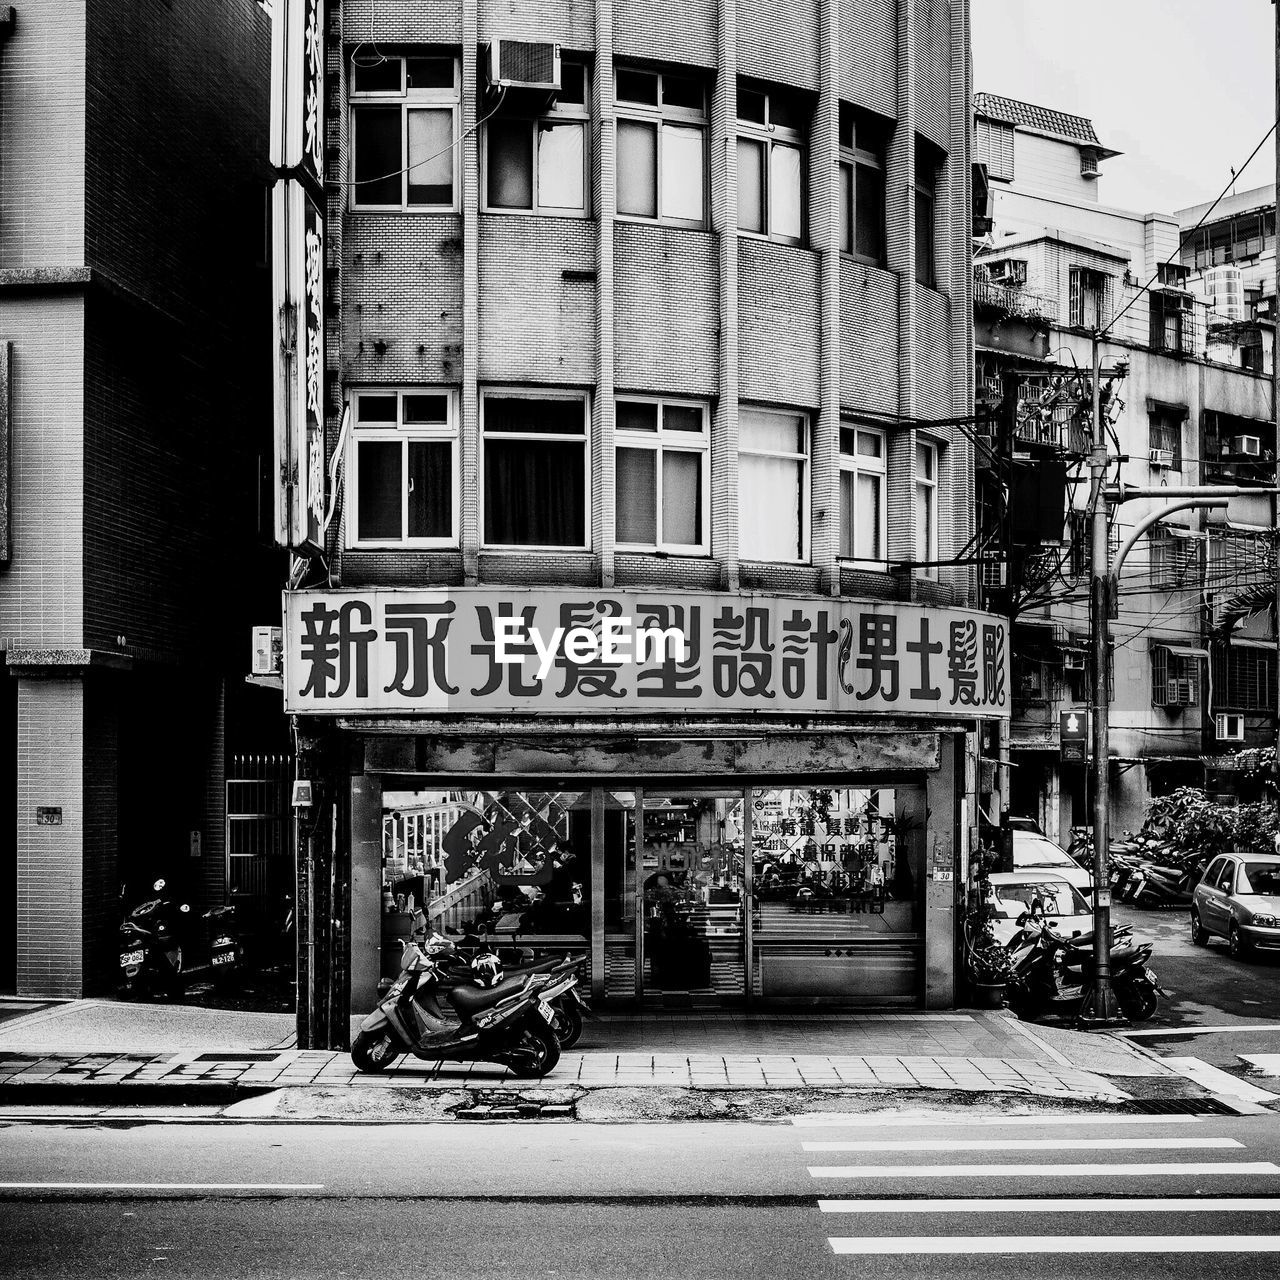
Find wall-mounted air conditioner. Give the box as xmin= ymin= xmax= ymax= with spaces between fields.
xmin=483 ymin=39 xmax=561 ymax=93
xmin=1148 ymin=448 xmax=1174 ymax=469
xmin=251 ymin=626 xmax=283 ymax=676
xmin=1166 ymin=678 xmax=1195 ymax=706
xmin=1232 ymin=434 xmax=1262 ymax=457
xmin=1215 ymin=713 xmax=1245 ymax=742
xmin=1062 ymin=651 xmax=1087 ymax=672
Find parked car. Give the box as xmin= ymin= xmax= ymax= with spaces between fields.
xmin=1190 ymin=853 xmax=1280 ymax=961
xmin=1007 ymin=816 xmax=1043 ymax=834
xmin=1012 ymin=831 xmax=1094 ymax=901
xmin=981 ymin=873 xmax=1095 ymax=947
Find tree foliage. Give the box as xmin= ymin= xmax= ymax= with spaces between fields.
xmin=1143 ymin=784 xmax=1278 ymax=860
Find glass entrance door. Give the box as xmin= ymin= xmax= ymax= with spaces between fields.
xmin=640 ymin=792 xmax=748 ymax=1006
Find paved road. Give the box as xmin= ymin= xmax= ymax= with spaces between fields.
xmin=3 ymin=1110 xmax=1280 ymax=1277
xmin=1109 ymin=903 xmax=1280 ymax=1089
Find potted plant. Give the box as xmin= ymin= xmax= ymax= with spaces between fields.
xmin=965 ymin=880 xmax=1014 ymax=1008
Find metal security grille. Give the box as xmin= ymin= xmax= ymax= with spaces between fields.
xmin=1212 ymin=644 xmax=1276 ymax=711
xmin=225 ymin=754 xmax=290 ymax=905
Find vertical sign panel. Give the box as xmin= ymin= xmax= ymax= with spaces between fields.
xmin=269 ymin=0 xmax=325 ymax=187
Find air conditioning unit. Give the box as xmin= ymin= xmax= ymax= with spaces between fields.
xmin=483 ymin=39 xmax=561 ymax=93
xmin=251 ymin=626 xmax=283 ymax=677
xmin=1215 ymin=713 xmax=1245 ymax=742
xmin=1166 ymin=678 xmax=1195 ymax=706
xmin=1231 ymin=434 xmax=1262 ymax=457
xmin=1148 ymin=448 xmax=1174 ymax=469
xmin=1062 ymin=651 xmax=1087 ymax=672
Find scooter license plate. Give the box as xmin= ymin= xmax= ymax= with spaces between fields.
xmin=212 ymin=950 xmax=236 ymax=966
xmin=536 ymin=1000 xmax=556 ymax=1025
xmin=120 ymin=950 xmax=145 ymax=967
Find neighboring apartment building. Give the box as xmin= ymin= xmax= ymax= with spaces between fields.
xmin=272 ymin=0 xmax=1001 ymax=1046
xmin=973 ymin=94 xmax=1277 ymax=840
xmin=0 ymin=1 xmax=280 ymax=996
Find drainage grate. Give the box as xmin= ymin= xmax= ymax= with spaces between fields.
xmin=194 ymin=1052 xmax=279 ymax=1063
xmin=1123 ymin=1097 xmax=1241 ymax=1116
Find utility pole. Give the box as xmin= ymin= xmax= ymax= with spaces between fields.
xmin=1273 ymin=0 xmax=1279 ymax=769
xmin=1079 ymin=332 xmax=1123 ymax=1026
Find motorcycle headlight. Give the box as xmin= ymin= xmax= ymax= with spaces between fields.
xmin=1251 ymin=914 xmax=1277 ymax=928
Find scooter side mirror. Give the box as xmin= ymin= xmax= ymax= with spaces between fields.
xmin=154 ymin=879 xmax=166 ymax=892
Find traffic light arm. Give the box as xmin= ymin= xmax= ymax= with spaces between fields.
xmin=1112 ymin=498 xmax=1229 ymax=579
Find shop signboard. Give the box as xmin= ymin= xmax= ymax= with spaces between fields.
xmin=283 ymin=589 xmax=1010 ymax=719
xmin=270 ymin=178 xmax=325 ymax=553
xmin=269 ymin=0 xmax=325 ymax=187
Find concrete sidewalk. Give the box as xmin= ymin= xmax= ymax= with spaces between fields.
xmin=0 ymin=997 xmax=1184 ymax=1111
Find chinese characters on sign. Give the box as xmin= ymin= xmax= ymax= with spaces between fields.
xmin=269 ymin=0 xmax=325 ymax=187
xmin=284 ymin=591 xmax=1011 ymax=719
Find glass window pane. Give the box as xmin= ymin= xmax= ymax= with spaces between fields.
xmin=558 ymin=61 xmax=587 ymax=107
xmin=770 ymin=143 xmax=802 ymax=240
xmin=406 ymin=57 xmax=454 ymax=90
xmin=617 ymin=120 xmax=657 ymax=217
xmin=663 ymin=404 xmax=703 ymax=433
xmin=661 ymin=124 xmax=704 ymax=222
xmin=484 ymin=439 xmax=585 ymax=546
xmin=839 ymin=471 xmax=855 ymax=558
xmin=353 ymin=57 xmax=401 ymax=93
xmin=485 ymin=397 xmax=583 ymax=436
xmin=855 ymin=163 xmax=885 ymax=261
xmin=737 ymin=138 xmax=765 ymax=233
xmin=917 ymin=442 xmax=934 ymax=480
xmin=856 ymin=472 xmax=881 ymax=559
xmin=838 ymin=103 xmax=854 ymax=151
xmin=739 ymin=454 xmax=801 ymax=560
xmin=407 ymin=109 xmax=453 ymax=205
xmin=357 ymin=441 xmax=403 ymax=540
xmin=857 ymin=430 xmax=882 ymax=459
xmin=617 ymin=401 xmax=658 ymax=433
xmin=617 ymin=68 xmax=659 ymax=105
xmin=403 ymin=394 xmax=449 ymax=425
xmin=487 ymin=118 xmax=533 ymax=208
xmin=915 ymin=485 xmax=934 ymax=562
xmin=538 ymin=122 xmax=585 ymax=210
xmin=769 ymin=92 xmax=802 ymax=132
xmin=738 ymin=87 xmax=767 ymax=125
xmin=407 ymin=441 xmax=452 ymax=539
xmin=915 ymin=189 xmax=934 ymax=284
xmin=741 ymin=410 xmax=803 ymax=454
xmin=353 ymin=107 xmax=403 ymax=205
xmin=839 ymin=162 xmax=852 ymax=253
xmin=616 ymin=447 xmax=657 ymax=544
xmin=662 ymin=74 xmax=703 ymax=112
xmin=663 ymin=450 xmax=702 ymax=546
xmin=357 ymin=393 xmax=398 ymax=423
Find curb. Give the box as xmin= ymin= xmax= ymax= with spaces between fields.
xmin=0 ymin=1082 xmax=274 ymax=1106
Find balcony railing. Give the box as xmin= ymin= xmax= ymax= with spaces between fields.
xmin=974 ymin=275 xmax=1057 ymax=323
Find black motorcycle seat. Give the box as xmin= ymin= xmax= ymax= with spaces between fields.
xmin=448 ymin=974 xmax=529 ymax=1017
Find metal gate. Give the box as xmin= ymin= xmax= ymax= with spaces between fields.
xmin=225 ymin=754 xmax=290 ymax=907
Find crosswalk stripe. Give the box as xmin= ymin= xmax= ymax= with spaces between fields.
xmin=818 ymin=1198 xmax=1280 ymax=1213
xmin=808 ymin=1162 xmax=1280 ymax=1178
xmin=827 ymin=1235 xmax=1280 ymax=1255
xmin=802 ymin=1137 xmax=1241 ymax=1152
xmin=1162 ymin=1057 xmax=1280 ymax=1103
xmin=791 ymin=1112 xmax=1203 ymax=1127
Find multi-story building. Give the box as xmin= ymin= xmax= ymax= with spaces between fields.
xmin=273 ymin=0 xmax=1003 ymax=1047
xmin=0 ymin=1 xmax=279 ymax=995
xmin=973 ymin=94 xmax=1277 ymax=841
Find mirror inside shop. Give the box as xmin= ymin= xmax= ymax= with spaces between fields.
xmin=380 ymin=784 xmax=925 ymax=1003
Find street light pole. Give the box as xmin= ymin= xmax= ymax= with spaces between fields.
xmin=1079 ymin=331 xmax=1123 ymax=1027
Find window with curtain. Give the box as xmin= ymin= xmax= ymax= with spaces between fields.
xmin=615 ymin=398 xmax=709 ymax=552
xmin=838 ymin=425 xmax=886 ymax=563
xmin=615 ymin=66 xmax=707 ymax=227
xmin=738 ymin=407 xmax=809 ymax=562
xmin=737 ymin=82 xmax=806 ymax=244
xmin=914 ymin=440 xmax=938 ymax=578
xmin=838 ymin=105 xmax=888 ymax=264
xmin=351 ymin=55 xmax=459 ymax=210
xmin=350 ymin=389 xmax=457 ymax=546
xmin=484 ymin=60 xmax=589 ymax=214
xmin=482 ymin=393 xmax=588 ymax=548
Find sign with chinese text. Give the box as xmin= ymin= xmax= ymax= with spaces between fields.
xmin=283 ymin=590 xmax=1010 ymax=719
xmin=269 ymin=0 xmax=325 ymax=187
xmin=271 ymin=178 xmax=325 ymax=553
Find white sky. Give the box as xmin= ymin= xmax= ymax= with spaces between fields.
xmin=972 ymin=0 xmax=1276 ymax=215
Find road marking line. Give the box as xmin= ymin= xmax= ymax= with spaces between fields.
xmin=0 ymin=1182 xmax=325 ymax=1191
xmin=802 ymin=1138 xmax=1241 ymax=1152
xmin=828 ymin=1236 xmax=1280 ymax=1255
xmin=808 ymin=1162 xmax=1280 ymax=1178
xmin=818 ymin=1198 xmax=1280 ymax=1213
xmin=1240 ymin=1055 xmax=1280 ymax=1076
xmin=792 ymin=1113 xmax=1203 ymax=1127
xmin=1162 ymin=1057 xmax=1280 ymax=1102
xmin=1121 ymin=1026 xmax=1280 ymax=1038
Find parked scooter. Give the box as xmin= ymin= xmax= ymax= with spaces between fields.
xmin=203 ymin=900 xmax=248 ymax=987
xmin=351 ymin=931 xmax=573 ymax=1076
xmin=118 ymin=879 xmax=192 ymax=999
xmin=1004 ymin=913 xmax=1163 ymax=1023
xmin=1124 ymin=851 xmax=1208 ymax=909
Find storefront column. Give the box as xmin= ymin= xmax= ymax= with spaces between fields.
xmin=350 ymin=771 xmax=382 ymax=1014
xmin=590 ymin=787 xmax=606 ymax=1002
xmin=923 ymin=735 xmax=959 ymax=1009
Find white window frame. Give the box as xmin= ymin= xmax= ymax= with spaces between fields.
xmin=347 ymin=388 xmax=459 ymax=549
xmin=614 ymin=396 xmax=711 ymax=554
xmin=614 ymin=66 xmax=708 ymax=229
xmin=480 ymin=388 xmax=592 ymax=552
xmin=915 ymin=439 xmax=939 ymax=579
xmin=837 ymin=424 xmax=887 ymax=567
xmin=737 ymin=83 xmax=805 ymax=246
xmin=350 ymin=55 xmax=460 ymax=212
xmin=481 ymin=59 xmax=590 ymax=216
xmin=838 ymin=107 xmax=887 ymax=265
xmin=738 ymin=405 xmax=810 ymax=564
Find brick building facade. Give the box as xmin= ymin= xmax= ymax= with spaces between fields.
xmin=0 ymin=0 xmax=280 ymax=995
